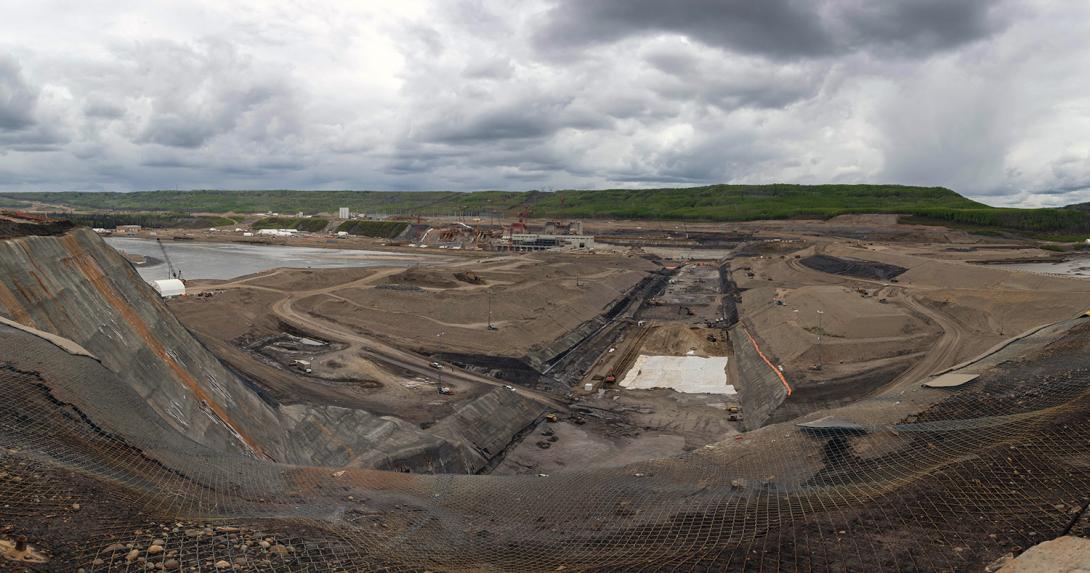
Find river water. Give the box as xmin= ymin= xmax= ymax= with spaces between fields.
xmin=106 ymin=237 xmax=433 ymax=283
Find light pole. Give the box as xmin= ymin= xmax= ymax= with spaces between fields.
xmin=487 ymin=290 xmax=496 ymax=330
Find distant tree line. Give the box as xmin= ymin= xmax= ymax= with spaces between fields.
xmin=48 ymin=212 xmax=236 ymax=229
xmin=8 ymin=185 xmax=1090 ymax=237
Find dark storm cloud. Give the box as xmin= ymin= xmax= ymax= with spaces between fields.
xmin=533 ymin=0 xmax=1004 ymax=59
xmin=534 ymin=0 xmax=832 ymax=59
xmin=837 ymin=0 xmax=1002 ymax=55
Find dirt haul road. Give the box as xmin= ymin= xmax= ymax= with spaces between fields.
xmin=780 ymin=248 xmax=979 ymax=388
xmin=190 ymin=270 xmax=568 ymax=410
xmin=778 ymin=242 xmax=1082 ymax=391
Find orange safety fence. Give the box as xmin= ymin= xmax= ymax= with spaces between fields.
xmin=742 ymin=325 xmax=793 ymax=396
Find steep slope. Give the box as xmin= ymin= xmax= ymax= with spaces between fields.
xmin=0 ymin=225 xmax=541 ymax=471
xmin=0 ymin=227 xmax=276 ymax=457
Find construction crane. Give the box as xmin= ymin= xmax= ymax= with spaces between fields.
xmin=156 ymin=238 xmax=182 ymax=281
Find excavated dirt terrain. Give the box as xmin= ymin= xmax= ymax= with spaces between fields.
xmin=730 ymin=238 xmax=1090 ymax=424
xmin=2 ymin=283 xmax=1089 ymax=571
xmin=287 ymin=254 xmax=657 ymax=358
xmin=1 ymin=217 xmax=1089 ymax=571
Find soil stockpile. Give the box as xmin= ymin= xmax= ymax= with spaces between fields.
xmin=0 ymin=213 xmax=73 ymax=238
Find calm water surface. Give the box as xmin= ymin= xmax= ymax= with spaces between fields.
xmin=106 ymin=237 xmax=434 ymax=282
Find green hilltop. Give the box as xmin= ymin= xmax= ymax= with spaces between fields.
xmin=3 ymin=185 xmax=1090 ymax=237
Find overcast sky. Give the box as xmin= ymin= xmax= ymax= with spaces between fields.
xmin=1 ymin=1 xmax=1088 ymax=206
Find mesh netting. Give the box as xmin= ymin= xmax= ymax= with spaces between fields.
xmin=2 ymin=317 xmax=1090 ymax=572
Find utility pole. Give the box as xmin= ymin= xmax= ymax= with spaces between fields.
xmin=487 ymin=290 xmax=496 ymax=330
xmin=816 ymin=309 xmax=824 ymax=370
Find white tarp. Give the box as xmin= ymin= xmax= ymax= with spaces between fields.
xmin=619 ymin=355 xmax=734 ymax=395
xmin=153 ymin=279 xmax=185 ymax=298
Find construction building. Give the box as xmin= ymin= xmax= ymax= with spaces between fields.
xmin=115 ymin=224 xmax=142 ymax=233
xmin=499 ymin=233 xmax=595 ymax=251
xmin=257 ymin=228 xmax=297 ymax=237
xmin=543 ymin=220 xmax=584 ymax=235
xmin=152 ymin=278 xmax=185 ymax=298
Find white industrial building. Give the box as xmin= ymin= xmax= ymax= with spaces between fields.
xmin=152 ymin=279 xmax=186 ymax=298
xmin=256 ymin=228 xmax=297 ymax=237
xmin=339 ymin=207 xmax=350 ymax=219
xmin=500 ymin=234 xmax=595 ymax=251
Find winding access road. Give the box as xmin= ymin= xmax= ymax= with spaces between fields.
xmin=191 ymin=270 xmax=569 ymax=410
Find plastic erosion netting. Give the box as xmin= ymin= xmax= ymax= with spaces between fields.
xmin=1 ymin=321 xmax=1089 ymax=572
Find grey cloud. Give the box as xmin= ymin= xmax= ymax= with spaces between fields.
xmin=140 ymin=155 xmax=197 ymax=168
xmin=0 ymin=55 xmax=39 ymax=131
xmin=533 ymin=0 xmax=1005 ymax=60
xmin=641 ymin=44 xmax=826 ymax=110
xmin=534 ymin=0 xmax=832 ymax=60
xmin=405 ymin=24 xmax=445 ymax=58
xmin=2 ymin=0 xmax=1088 ymax=207
xmin=836 ymin=0 xmax=1003 ymax=55
xmin=7 ymin=143 xmax=60 ymax=153
xmin=127 ymin=41 xmax=302 ymax=149
xmin=462 ymin=58 xmax=514 ymax=80
xmin=420 ymin=97 xmax=612 ymax=144
xmin=141 ymin=116 xmax=220 ymax=149
xmin=1043 ymin=157 xmax=1090 ymax=195
xmin=83 ymin=98 xmax=126 ymax=120
xmin=643 ymin=49 xmax=698 ymax=77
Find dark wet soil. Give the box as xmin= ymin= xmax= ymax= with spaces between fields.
xmin=801 ymin=254 xmax=907 ymax=281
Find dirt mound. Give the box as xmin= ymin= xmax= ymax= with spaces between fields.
xmin=0 ymin=213 xmax=73 ymax=239
xmin=453 ymin=271 xmax=485 ymax=284
xmin=384 ymin=268 xmax=458 ymax=288
xmin=801 ymin=254 xmax=907 ymax=280
xmin=641 ymin=324 xmax=726 ymax=356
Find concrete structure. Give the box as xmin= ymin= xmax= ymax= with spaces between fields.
xmin=339 ymin=207 xmax=350 ymax=219
xmin=543 ymin=220 xmax=584 ymax=235
xmin=152 ymin=279 xmax=185 ymax=298
xmin=115 ymin=224 xmax=141 ymax=233
xmin=502 ymin=233 xmax=595 ymax=251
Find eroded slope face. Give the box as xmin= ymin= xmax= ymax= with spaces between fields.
xmin=0 ymin=228 xmax=277 ymax=456
xmin=0 ymin=228 xmax=543 ymax=473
